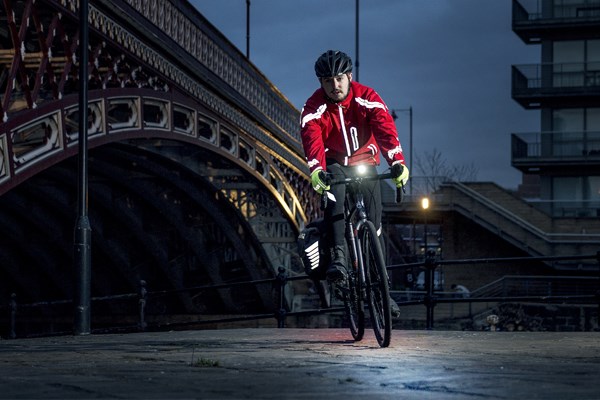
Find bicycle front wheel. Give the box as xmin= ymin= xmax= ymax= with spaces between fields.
xmin=343 ymin=268 xmax=365 ymax=341
xmin=360 ymin=220 xmax=392 ymax=347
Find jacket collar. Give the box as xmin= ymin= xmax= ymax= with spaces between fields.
xmin=322 ymin=82 xmax=354 ymax=108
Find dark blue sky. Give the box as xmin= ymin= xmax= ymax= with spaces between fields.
xmin=190 ymin=0 xmax=540 ymax=189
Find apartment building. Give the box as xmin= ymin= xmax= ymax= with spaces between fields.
xmin=511 ymin=0 xmax=600 ymax=218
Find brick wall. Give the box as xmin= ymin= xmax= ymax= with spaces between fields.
xmin=439 ymin=212 xmax=555 ymax=292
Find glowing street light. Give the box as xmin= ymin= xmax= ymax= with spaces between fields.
xmin=421 ymin=196 xmax=430 ymax=260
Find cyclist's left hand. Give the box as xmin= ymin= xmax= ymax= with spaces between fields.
xmin=391 ymin=161 xmax=409 ymax=188
xmin=310 ymin=169 xmax=330 ymax=194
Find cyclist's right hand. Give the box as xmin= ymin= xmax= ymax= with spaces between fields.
xmin=310 ymin=169 xmax=330 ymax=194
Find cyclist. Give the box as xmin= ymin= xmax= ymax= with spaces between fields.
xmin=300 ymin=50 xmax=409 ymax=296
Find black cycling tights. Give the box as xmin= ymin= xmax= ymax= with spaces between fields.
xmin=325 ymin=163 xmax=382 ymax=248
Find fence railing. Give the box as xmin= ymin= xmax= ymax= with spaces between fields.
xmin=389 ymin=252 xmax=600 ymax=330
xmin=512 ymin=63 xmax=600 ymax=95
xmin=2 ymin=253 xmax=599 ymax=338
xmin=513 ymin=0 xmax=600 ymax=22
xmin=512 ymin=131 xmax=600 ymax=160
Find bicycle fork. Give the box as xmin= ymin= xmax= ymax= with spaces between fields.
xmin=345 ymin=217 xmax=368 ymax=299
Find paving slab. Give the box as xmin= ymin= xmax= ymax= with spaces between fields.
xmin=0 ymin=328 xmax=599 ymax=399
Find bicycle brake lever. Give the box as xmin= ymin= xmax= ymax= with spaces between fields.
xmin=395 ymin=185 xmax=404 ymax=204
xmin=320 ymin=172 xmax=335 ymax=210
xmin=390 ymin=162 xmax=403 ymax=179
xmin=320 ymin=192 xmax=328 ymax=210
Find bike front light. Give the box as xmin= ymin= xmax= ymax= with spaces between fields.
xmin=356 ymin=164 xmax=367 ymax=175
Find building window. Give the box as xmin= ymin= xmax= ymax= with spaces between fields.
xmin=552 ymin=39 xmax=600 ymax=87
xmin=587 ymin=108 xmax=600 ymax=155
xmin=551 ymin=108 xmax=600 ymax=156
xmin=552 ymin=176 xmax=600 ymax=216
xmin=552 ymin=108 xmax=584 ymax=156
xmin=553 ymin=0 xmax=600 ymax=18
xmin=553 ymin=40 xmax=584 ymax=86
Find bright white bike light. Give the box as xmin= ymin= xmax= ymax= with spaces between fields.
xmin=356 ymin=165 xmax=367 ymax=175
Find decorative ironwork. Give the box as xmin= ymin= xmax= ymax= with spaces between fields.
xmin=0 ymin=0 xmax=312 ymax=221
xmin=0 ymin=0 xmax=317 ymax=319
xmin=0 ymin=134 xmax=9 ymax=183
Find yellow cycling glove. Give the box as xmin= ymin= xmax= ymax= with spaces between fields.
xmin=391 ymin=162 xmax=409 ymax=188
xmin=310 ymin=169 xmax=330 ymax=194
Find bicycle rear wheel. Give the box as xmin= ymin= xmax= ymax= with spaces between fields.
xmin=360 ymin=220 xmax=391 ymax=347
xmin=343 ymin=269 xmax=365 ymax=341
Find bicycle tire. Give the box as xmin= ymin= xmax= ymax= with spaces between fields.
xmin=360 ymin=220 xmax=392 ymax=347
xmin=343 ymin=268 xmax=365 ymax=341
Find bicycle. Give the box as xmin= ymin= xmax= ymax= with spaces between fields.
xmin=321 ymin=163 xmax=403 ymax=348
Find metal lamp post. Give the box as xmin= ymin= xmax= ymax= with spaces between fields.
xmin=74 ymin=0 xmax=92 ymax=335
xmin=421 ymin=196 xmax=429 ymax=255
xmin=355 ymin=0 xmax=360 ymax=82
xmin=421 ymin=196 xmax=434 ymax=329
xmin=246 ymin=0 xmax=250 ymax=58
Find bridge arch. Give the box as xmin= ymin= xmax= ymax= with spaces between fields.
xmin=0 ymin=88 xmax=314 ymax=313
xmin=0 ymin=0 xmax=319 ymax=323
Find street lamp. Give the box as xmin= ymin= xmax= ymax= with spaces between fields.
xmin=74 ymin=0 xmax=92 ymax=336
xmin=421 ymin=196 xmax=429 ymax=256
xmin=421 ymin=195 xmax=434 ymax=330
xmin=246 ymin=0 xmax=250 ymax=58
xmin=355 ymin=0 xmax=360 ymax=82
xmin=391 ymin=107 xmax=413 ymax=195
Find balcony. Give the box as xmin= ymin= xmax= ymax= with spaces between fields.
xmin=512 ymin=62 xmax=600 ymax=108
xmin=511 ymin=131 xmax=600 ymax=171
xmin=513 ymin=0 xmax=600 ymax=43
xmin=526 ymin=199 xmax=600 ymax=218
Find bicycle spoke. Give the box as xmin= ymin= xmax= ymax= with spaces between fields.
xmin=314 ymin=170 xmax=398 ymax=347
xmin=361 ymin=221 xmax=391 ymax=347
xmin=342 ymin=269 xmax=364 ymax=341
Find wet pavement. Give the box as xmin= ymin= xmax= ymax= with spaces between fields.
xmin=0 ymin=328 xmax=599 ymax=399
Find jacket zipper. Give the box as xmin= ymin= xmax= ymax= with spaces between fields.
xmin=338 ymin=105 xmax=351 ymax=165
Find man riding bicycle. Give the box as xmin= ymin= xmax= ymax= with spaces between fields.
xmin=300 ymin=50 xmax=409 ymax=303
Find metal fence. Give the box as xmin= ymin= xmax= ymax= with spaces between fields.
xmin=2 ymin=253 xmax=599 ymax=338
xmin=390 ymin=252 xmax=600 ymax=330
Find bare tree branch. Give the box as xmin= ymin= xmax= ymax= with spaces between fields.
xmin=414 ymin=148 xmax=479 ymax=192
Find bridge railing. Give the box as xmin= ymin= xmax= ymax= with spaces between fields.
xmin=2 ymin=252 xmax=599 ymax=338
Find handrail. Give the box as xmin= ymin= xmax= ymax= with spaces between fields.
xmin=470 ymin=275 xmax=599 ymax=298
xmin=3 ymin=251 xmax=599 ymax=337
xmin=441 ymin=181 xmax=600 ymax=242
xmin=513 ymin=0 xmax=600 ymax=22
xmin=512 ymin=130 xmax=600 ymax=159
xmin=512 ymin=62 xmax=600 ymax=93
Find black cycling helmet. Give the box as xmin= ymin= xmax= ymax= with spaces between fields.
xmin=314 ymin=50 xmax=353 ymax=78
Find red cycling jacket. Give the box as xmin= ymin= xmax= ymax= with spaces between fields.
xmin=300 ymin=81 xmax=405 ymax=174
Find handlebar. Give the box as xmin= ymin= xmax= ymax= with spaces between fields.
xmin=320 ymin=164 xmax=405 ymax=210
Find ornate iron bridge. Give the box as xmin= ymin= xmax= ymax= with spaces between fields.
xmin=0 ymin=0 xmax=319 ymax=318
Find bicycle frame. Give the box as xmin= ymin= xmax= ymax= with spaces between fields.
xmin=329 ymin=169 xmax=400 ymax=283
xmin=343 ymin=184 xmax=369 ymax=295
xmin=323 ymin=165 xmax=403 ymax=347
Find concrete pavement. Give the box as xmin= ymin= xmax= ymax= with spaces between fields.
xmin=1 ymin=328 xmax=599 ymax=399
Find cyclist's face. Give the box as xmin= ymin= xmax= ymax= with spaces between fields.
xmin=321 ymin=73 xmax=352 ymax=103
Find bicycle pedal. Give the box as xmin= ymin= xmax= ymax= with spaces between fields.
xmin=335 ymin=283 xmax=350 ymax=294
xmin=333 ymin=283 xmax=349 ymax=300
